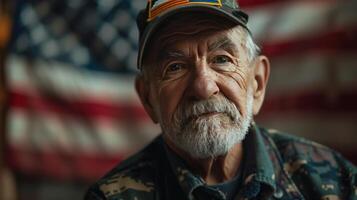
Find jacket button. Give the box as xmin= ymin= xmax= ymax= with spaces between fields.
xmin=273 ymin=188 xmax=283 ymax=199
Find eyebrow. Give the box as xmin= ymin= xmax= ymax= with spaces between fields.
xmin=208 ymin=36 xmax=238 ymax=53
xmin=156 ymin=36 xmax=238 ymax=62
xmin=157 ymin=50 xmax=186 ymax=62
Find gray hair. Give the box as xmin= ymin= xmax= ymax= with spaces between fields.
xmin=228 ymin=26 xmax=261 ymax=62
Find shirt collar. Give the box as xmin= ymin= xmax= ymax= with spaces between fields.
xmin=163 ymin=141 xmax=205 ymax=200
xmin=239 ymin=123 xmax=276 ymax=199
xmin=162 ymin=123 xmax=277 ymax=199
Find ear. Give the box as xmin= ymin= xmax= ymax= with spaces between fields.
xmin=252 ymin=55 xmax=270 ymax=115
xmin=135 ymin=75 xmax=159 ymax=123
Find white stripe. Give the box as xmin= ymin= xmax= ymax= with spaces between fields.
xmin=267 ymin=53 xmax=357 ymax=95
xmin=247 ymin=1 xmax=357 ymax=42
xmin=6 ymin=55 xmax=140 ymax=104
xmin=258 ymin=113 xmax=357 ymax=151
xmin=8 ymin=108 xmax=160 ymax=155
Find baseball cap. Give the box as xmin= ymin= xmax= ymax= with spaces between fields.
xmin=136 ymin=0 xmax=250 ymax=70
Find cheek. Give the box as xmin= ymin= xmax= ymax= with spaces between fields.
xmin=157 ymin=78 xmax=188 ymax=123
xmin=216 ymin=70 xmax=252 ymax=116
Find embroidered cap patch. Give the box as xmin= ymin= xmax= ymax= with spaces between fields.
xmin=147 ymin=0 xmax=222 ymax=21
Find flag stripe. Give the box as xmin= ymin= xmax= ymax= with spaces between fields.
xmin=256 ymin=114 xmax=357 ymax=150
xmin=9 ymin=91 xmax=149 ymax=120
xmin=6 ymin=56 xmax=139 ymax=102
xmin=262 ymin=27 xmax=357 ymax=57
xmin=268 ymin=53 xmax=357 ymax=94
xmin=262 ymin=90 xmax=357 ymax=114
xmin=247 ymin=0 xmax=357 ymax=42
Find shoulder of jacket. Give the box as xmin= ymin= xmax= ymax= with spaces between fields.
xmin=260 ymin=127 xmax=334 ymax=153
xmin=87 ymin=136 xmax=164 ymax=199
xmin=259 ymin=127 xmax=356 ymax=174
xmin=257 ymin=128 xmax=357 ymax=199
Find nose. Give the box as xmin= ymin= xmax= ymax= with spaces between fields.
xmin=187 ymin=66 xmax=219 ymax=100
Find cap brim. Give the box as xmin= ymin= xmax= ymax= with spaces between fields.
xmin=137 ymin=4 xmax=249 ymax=69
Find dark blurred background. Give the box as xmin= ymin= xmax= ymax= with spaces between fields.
xmin=0 ymin=0 xmax=356 ymax=199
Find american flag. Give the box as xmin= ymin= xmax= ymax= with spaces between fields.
xmin=5 ymin=0 xmax=357 ymax=185
xmin=6 ymin=0 xmax=160 ymax=181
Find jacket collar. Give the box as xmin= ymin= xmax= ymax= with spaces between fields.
xmin=238 ymin=123 xmax=276 ymax=199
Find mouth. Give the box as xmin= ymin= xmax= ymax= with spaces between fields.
xmin=191 ymin=112 xmax=222 ymax=121
xmin=198 ymin=112 xmax=221 ymax=117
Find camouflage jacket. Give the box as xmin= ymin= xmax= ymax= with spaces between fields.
xmin=84 ymin=124 xmax=357 ymax=200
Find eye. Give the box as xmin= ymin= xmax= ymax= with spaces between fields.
xmin=211 ymin=55 xmax=231 ymax=64
xmin=166 ymin=62 xmax=185 ymax=73
xmin=161 ymin=61 xmax=187 ymax=80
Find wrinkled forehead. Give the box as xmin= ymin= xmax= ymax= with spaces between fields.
xmin=143 ymin=13 xmax=239 ymax=62
xmin=158 ymin=29 xmax=229 ymax=53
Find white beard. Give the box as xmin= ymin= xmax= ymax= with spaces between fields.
xmin=161 ymin=91 xmax=254 ymax=159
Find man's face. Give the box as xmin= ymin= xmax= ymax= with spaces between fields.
xmin=138 ymin=19 xmax=268 ymax=158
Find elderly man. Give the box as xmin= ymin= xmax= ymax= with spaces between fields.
xmin=85 ymin=0 xmax=357 ymax=199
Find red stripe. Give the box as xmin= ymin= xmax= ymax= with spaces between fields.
xmin=9 ymin=90 xmax=150 ymax=121
xmin=261 ymin=27 xmax=357 ymax=58
xmin=6 ymin=145 xmax=124 ymax=181
xmin=260 ymin=89 xmax=357 ymax=116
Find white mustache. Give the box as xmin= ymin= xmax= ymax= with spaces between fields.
xmin=175 ymin=95 xmax=240 ymax=125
